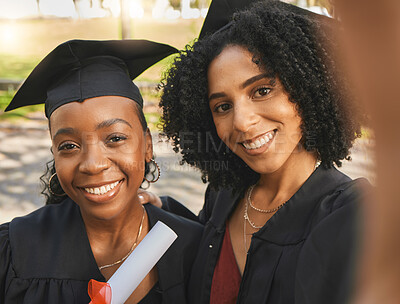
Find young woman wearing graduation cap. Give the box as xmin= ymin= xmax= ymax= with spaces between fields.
xmin=149 ymin=0 xmax=370 ymax=303
xmin=0 ymin=39 xmax=202 ymax=303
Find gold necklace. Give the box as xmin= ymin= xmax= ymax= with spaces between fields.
xmin=244 ymin=212 xmax=249 ymax=253
xmin=244 ymin=196 xmax=264 ymax=229
xmin=244 ymin=185 xmax=286 ymax=230
xmin=248 ymin=184 xmax=287 ymax=213
xmin=243 ymin=188 xmax=263 ymax=252
xmin=248 ymin=160 xmax=321 ymax=214
xmin=243 ymin=160 xmax=321 ymax=252
xmin=98 ymin=206 xmax=145 ymax=270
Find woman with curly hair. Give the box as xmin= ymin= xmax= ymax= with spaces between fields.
xmin=0 ymin=39 xmax=202 ymax=303
xmin=157 ymin=0 xmax=369 ymax=303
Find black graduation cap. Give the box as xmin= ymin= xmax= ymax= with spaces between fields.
xmin=199 ymin=0 xmax=254 ymax=39
xmin=199 ymin=0 xmax=334 ymax=39
xmin=5 ymin=39 xmax=177 ymax=118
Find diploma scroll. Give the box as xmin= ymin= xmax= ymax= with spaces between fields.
xmin=89 ymin=221 xmax=178 ymax=304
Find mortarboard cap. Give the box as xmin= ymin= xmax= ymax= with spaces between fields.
xmin=199 ymin=0 xmax=255 ymax=39
xmin=5 ymin=39 xmax=177 ymax=118
xmin=199 ymin=0 xmax=334 ymax=39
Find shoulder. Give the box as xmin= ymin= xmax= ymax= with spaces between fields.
xmin=199 ymin=185 xmax=238 ymax=223
xmin=294 ymin=174 xmax=370 ymax=304
xmin=9 ymin=199 xmax=78 ymax=240
xmin=0 ymin=222 xmax=10 ymax=256
xmin=0 ymin=222 xmax=9 ymax=241
xmin=0 ymin=223 xmax=12 ymax=298
xmin=310 ymin=169 xmax=371 ymax=226
xmin=144 ymin=204 xmax=203 ymax=287
xmin=305 ymin=172 xmax=370 ymax=249
xmin=145 ymin=203 xmax=203 ymax=245
xmin=204 ymin=185 xmax=235 ymax=207
xmin=160 ymin=195 xmax=199 ymax=222
xmin=10 ymin=199 xmax=77 ymax=226
xmin=328 ymin=176 xmax=370 ymax=208
xmin=7 ymin=199 xmax=90 ymax=279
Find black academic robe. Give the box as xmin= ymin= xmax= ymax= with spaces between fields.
xmin=0 ymin=198 xmax=202 ymax=304
xmin=163 ymin=167 xmax=369 ymax=304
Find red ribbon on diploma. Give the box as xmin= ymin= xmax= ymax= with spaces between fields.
xmin=88 ymin=279 xmax=112 ymax=304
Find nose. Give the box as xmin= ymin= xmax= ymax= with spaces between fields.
xmin=232 ymin=101 xmax=258 ymax=133
xmin=78 ymin=143 xmax=110 ymax=175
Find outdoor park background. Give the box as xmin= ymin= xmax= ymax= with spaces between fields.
xmin=0 ymin=0 xmax=374 ymax=224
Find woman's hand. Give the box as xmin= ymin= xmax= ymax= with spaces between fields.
xmin=138 ymin=189 xmax=162 ymax=208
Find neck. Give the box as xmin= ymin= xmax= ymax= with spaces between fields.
xmin=82 ymin=201 xmax=145 ymax=249
xmin=256 ymin=149 xmax=318 ymax=207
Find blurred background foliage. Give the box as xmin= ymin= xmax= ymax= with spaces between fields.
xmin=0 ymin=16 xmax=202 ymax=125
xmin=0 ymin=0 xmax=331 ymax=128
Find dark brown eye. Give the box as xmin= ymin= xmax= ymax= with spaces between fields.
xmin=109 ymin=136 xmax=125 ymax=142
xmin=215 ymin=103 xmax=232 ymax=113
xmin=58 ymin=143 xmax=78 ymax=151
xmin=254 ymin=87 xmax=271 ymax=98
xmin=107 ymin=134 xmax=127 ymax=144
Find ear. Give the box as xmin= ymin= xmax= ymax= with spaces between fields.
xmin=144 ymin=128 xmax=153 ymax=163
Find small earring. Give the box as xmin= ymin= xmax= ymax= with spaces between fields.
xmin=144 ymin=158 xmax=161 ymax=183
xmin=48 ymin=173 xmax=66 ymax=196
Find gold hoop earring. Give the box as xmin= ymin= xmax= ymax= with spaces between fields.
xmin=144 ymin=158 xmax=161 ymax=183
xmin=48 ymin=173 xmax=66 ymax=196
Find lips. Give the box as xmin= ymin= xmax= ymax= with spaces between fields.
xmin=83 ymin=180 xmax=121 ymax=195
xmin=77 ymin=179 xmax=124 ymax=204
xmin=241 ymin=130 xmax=276 ymax=150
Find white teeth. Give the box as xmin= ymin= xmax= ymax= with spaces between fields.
xmin=84 ymin=181 xmax=120 ymax=195
xmin=242 ymin=131 xmax=275 ymax=150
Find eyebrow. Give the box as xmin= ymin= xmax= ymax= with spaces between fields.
xmin=208 ymin=92 xmax=227 ymax=102
xmin=96 ymin=118 xmax=132 ymax=130
xmin=52 ymin=118 xmax=132 ymax=140
xmin=208 ymin=73 xmax=275 ymax=102
xmin=52 ymin=128 xmax=75 ymax=140
xmin=240 ymin=73 xmax=273 ymax=89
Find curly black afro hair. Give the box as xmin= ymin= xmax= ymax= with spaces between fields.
xmin=41 ymin=102 xmax=158 ymax=205
xmin=160 ymin=0 xmax=362 ymax=193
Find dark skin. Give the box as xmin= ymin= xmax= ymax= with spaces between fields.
xmin=50 ymin=96 xmax=156 ymax=303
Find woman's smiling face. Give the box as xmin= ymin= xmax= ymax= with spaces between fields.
xmin=50 ymin=96 xmax=152 ymax=220
xmin=207 ymin=45 xmax=304 ymax=174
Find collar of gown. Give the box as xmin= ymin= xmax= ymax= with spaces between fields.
xmin=208 ymin=166 xmax=353 ymax=245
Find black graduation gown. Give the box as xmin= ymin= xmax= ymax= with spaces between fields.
xmin=163 ymin=167 xmax=369 ymax=304
xmin=0 ymin=198 xmax=202 ymax=304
